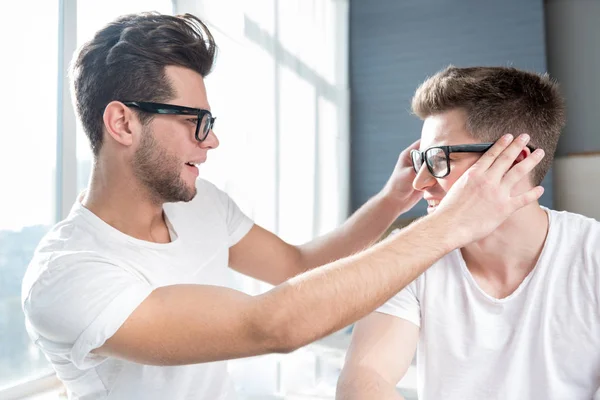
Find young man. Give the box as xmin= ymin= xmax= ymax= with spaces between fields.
xmin=338 ymin=66 xmax=600 ymax=400
xmin=22 ymin=14 xmax=543 ymax=400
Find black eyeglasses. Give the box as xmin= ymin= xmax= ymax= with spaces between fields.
xmin=121 ymin=101 xmax=216 ymax=142
xmin=411 ymin=142 xmax=536 ymax=178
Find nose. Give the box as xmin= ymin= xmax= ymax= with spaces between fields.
xmin=199 ymin=129 xmax=219 ymax=150
xmin=412 ymin=163 xmax=436 ymax=192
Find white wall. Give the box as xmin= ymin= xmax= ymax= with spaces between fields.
xmin=554 ymin=155 xmax=600 ymax=220
xmin=546 ymin=0 xmax=600 ymax=220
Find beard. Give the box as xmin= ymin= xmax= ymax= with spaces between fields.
xmin=132 ymin=126 xmax=197 ymax=204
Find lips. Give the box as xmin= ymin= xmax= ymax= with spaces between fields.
xmin=185 ymin=156 xmax=207 ymax=167
xmin=184 ymin=163 xmax=200 ymax=179
xmin=185 ymin=158 xmax=206 ymax=166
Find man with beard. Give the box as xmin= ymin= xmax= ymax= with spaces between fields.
xmin=22 ymin=13 xmax=545 ymax=400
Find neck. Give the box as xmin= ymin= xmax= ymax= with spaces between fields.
xmin=81 ymin=159 xmax=169 ymax=243
xmin=460 ymin=203 xmax=549 ymax=295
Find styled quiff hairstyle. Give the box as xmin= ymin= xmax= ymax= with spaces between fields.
xmin=412 ymin=66 xmax=566 ymax=185
xmin=71 ymin=12 xmax=217 ymax=156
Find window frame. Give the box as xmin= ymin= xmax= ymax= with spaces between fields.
xmin=56 ymin=0 xmax=78 ymax=222
xmin=1 ymin=0 xmax=70 ymax=396
xmin=0 ymin=0 xmax=76 ymax=396
xmin=0 ymin=373 xmax=63 ymax=400
xmin=0 ymin=1 xmax=176 ymax=396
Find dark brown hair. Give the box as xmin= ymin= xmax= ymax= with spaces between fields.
xmin=412 ymin=66 xmax=566 ymax=185
xmin=71 ymin=12 xmax=216 ymax=156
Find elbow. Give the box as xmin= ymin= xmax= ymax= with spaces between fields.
xmin=336 ymin=366 xmax=400 ymax=400
xmin=248 ymin=296 xmax=304 ymax=354
xmin=258 ymin=317 xmax=303 ymax=355
xmin=336 ymin=370 xmax=358 ymax=400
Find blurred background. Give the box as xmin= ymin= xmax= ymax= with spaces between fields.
xmin=1 ymin=0 xmax=598 ymax=399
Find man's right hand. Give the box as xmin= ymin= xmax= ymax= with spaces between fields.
xmin=435 ymin=133 xmax=545 ymax=248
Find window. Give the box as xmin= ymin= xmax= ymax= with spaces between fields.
xmin=0 ymin=0 xmax=173 ymax=393
xmin=0 ymin=0 xmax=59 ymax=389
xmin=177 ymin=1 xmax=352 ymax=397
xmin=1 ymin=1 xmax=352 ymax=397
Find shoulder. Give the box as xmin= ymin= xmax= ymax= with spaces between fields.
xmin=23 ymin=245 xmax=133 ymax=305
xmin=547 ymin=208 xmax=600 ymax=253
xmin=403 ymin=249 xmax=464 ymax=298
xmin=549 ymin=207 xmax=599 ymax=227
xmin=421 ymin=249 xmax=463 ymax=279
xmin=22 ymin=210 xmax=95 ymax=287
xmin=23 ymin=248 xmax=151 ymax=341
xmin=22 ymin=206 xmax=146 ymax=306
xmin=545 ymin=209 xmax=600 ymax=300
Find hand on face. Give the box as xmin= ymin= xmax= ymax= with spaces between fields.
xmin=434 ymin=133 xmax=545 ymax=248
xmin=381 ymin=139 xmax=424 ymax=215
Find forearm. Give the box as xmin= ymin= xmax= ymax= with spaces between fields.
xmin=256 ymin=213 xmax=455 ymax=352
xmin=297 ymin=191 xmax=405 ymax=272
xmin=337 ymin=368 xmax=404 ymax=400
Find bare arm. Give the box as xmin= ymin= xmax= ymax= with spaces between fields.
xmin=229 ymin=141 xmax=423 ymax=285
xmin=229 ymin=192 xmax=408 ymax=285
xmin=295 ymin=192 xmax=412 ymax=273
xmin=97 ymin=134 xmax=544 ymax=366
xmin=97 ymin=214 xmax=450 ymax=365
xmin=337 ymin=313 xmax=419 ymax=400
xmin=296 ymin=138 xmax=425 ymax=270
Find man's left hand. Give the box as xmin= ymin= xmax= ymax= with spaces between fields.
xmin=380 ymin=139 xmax=423 ymax=215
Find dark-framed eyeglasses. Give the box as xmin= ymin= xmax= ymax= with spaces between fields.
xmin=121 ymin=101 xmax=216 ymax=142
xmin=410 ymin=142 xmax=536 ymax=178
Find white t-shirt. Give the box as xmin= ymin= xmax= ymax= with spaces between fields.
xmin=21 ymin=178 xmax=254 ymax=400
xmin=377 ymin=208 xmax=600 ymax=400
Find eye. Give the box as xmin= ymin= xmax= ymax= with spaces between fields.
xmin=187 ymin=118 xmax=199 ymax=125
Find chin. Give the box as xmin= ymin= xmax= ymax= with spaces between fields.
xmin=186 ymin=187 xmax=198 ymax=201
xmin=184 ymin=178 xmax=198 ymax=198
xmin=158 ymin=180 xmax=197 ymax=204
xmin=177 ymin=184 xmax=197 ymax=203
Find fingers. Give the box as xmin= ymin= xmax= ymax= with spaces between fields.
xmin=400 ymin=139 xmax=421 ymax=157
xmin=511 ymin=186 xmax=545 ymax=212
xmin=399 ymin=139 xmax=421 ymax=166
xmin=487 ymin=134 xmax=533 ymax=181
xmin=468 ymin=134 xmax=514 ymax=173
xmin=502 ymin=148 xmax=545 ymax=188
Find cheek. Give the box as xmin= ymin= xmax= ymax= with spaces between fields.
xmin=438 ymin=162 xmax=474 ymax=192
xmin=436 ymin=178 xmax=453 ymax=194
xmin=154 ymin=122 xmax=189 ymax=155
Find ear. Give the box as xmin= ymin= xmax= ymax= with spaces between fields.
xmin=512 ymin=147 xmax=532 ymax=167
xmin=102 ymin=101 xmax=139 ymax=148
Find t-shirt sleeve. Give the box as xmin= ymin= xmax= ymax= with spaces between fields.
xmin=22 ymin=255 xmax=154 ymax=370
xmin=210 ymin=183 xmax=254 ymax=247
xmin=375 ymin=280 xmax=421 ymax=328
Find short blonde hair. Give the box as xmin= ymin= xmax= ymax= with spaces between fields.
xmin=412 ymin=66 xmax=566 ymax=185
